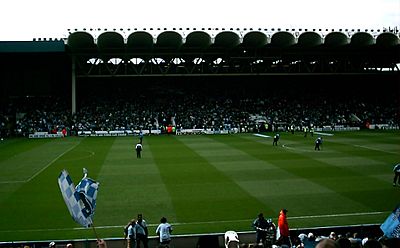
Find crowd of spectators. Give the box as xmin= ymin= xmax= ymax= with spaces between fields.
xmin=236 ymin=229 xmax=399 ymax=248
xmin=0 ymin=81 xmax=398 ymax=137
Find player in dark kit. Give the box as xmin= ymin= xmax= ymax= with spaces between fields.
xmin=273 ymin=133 xmax=280 ymax=146
xmin=135 ymin=143 xmax=143 ymax=158
xmin=315 ymin=137 xmax=322 ymax=151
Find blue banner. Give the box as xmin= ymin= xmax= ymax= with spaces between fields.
xmin=380 ymin=205 xmax=400 ymax=238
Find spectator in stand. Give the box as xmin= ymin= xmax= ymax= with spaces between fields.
xmin=347 ymin=232 xmax=362 ymax=247
xmin=298 ymin=232 xmax=316 ymax=248
xmin=336 ymin=237 xmax=351 ymax=248
xmin=329 ymin=231 xmax=337 ymax=241
xmin=363 ymin=239 xmax=383 ymax=248
xmin=316 ymin=238 xmax=339 ymax=248
xmin=96 ymin=239 xmax=108 ymax=248
xmin=62 ymin=127 xmax=67 ymax=137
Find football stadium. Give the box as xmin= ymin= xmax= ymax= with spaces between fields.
xmin=1 ymin=25 xmax=400 ymax=248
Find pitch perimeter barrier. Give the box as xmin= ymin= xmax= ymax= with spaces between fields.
xmin=0 ymin=224 xmax=384 ymax=248
xmin=28 ymin=125 xmax=399 ymax=138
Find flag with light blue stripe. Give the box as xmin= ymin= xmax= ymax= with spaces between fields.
xmin=58 ymin=169 xmax=99 ymax=228
xmin=380 ymin=205 xmax=400 ymax=238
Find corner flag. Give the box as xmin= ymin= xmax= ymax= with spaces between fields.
xmin=380 ymin=204 xmax=400 ymax=238
xmin=58 ymin=169 xmax=99 ymax=228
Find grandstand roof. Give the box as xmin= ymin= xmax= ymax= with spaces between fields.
xmin=62 ymin=29 xmax=400 ymax=76
xmin=1 ymin=29 xmax=399 ymax=76
xmin=66 ymin=30 xmax=400 ymax=51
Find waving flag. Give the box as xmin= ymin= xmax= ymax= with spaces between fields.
xmin=380 ymin=204 xmax=400 ymax=238
xmin=58 ymin=169 xmax=99 ymax=228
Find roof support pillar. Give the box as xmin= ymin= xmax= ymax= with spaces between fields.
xmin=71 ymin=57 xmax=76 ymax=114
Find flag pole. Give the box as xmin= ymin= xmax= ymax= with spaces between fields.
xmin=91 ymin=222 xmax=100 ymax=241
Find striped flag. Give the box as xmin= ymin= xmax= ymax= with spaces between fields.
xmin=58 ymin=169 xmax=99 ymax=228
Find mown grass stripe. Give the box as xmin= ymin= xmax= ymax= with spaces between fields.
xmin=210 ymin=133 xmax=398 ymax=216
xmin=148 ymin=135 xmax=267 ymax=223
xmin=95 ymin=136 xmax=176 ymax=230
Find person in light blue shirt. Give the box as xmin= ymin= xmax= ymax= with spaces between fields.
xmin=127 ymin=219 xmax=137 ymax=248
xmin=393 ymin=163 xmax=400 ymax=186
xmin=156 ymin=217 xmax=172 ymax=246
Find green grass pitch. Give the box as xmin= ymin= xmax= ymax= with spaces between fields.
xmin=0 ymin=130 xmax=399 ymax=242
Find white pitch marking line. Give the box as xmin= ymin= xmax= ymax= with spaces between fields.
xmin=0 ymin=211 xmax=388 ymax=233
xmin=353 ymin=144 xmax=398 ymax=155
xmin=0 ymin=142 xmax=80 ymax=184
xmin=314 ymin=132 xmax=334 ymax=136
xmin=253 ymin=133 xmax=271 ymax=138
xmin=26 ymin=143 xmax=79 ymax=182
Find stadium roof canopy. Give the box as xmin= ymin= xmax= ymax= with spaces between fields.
xmin=66 ymin=29 xmax=400 ymax=51
xmin=63 ymin=29 xmax=400 ymax=76
xmin=1 ymin=29 xmax=399 ymax=76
